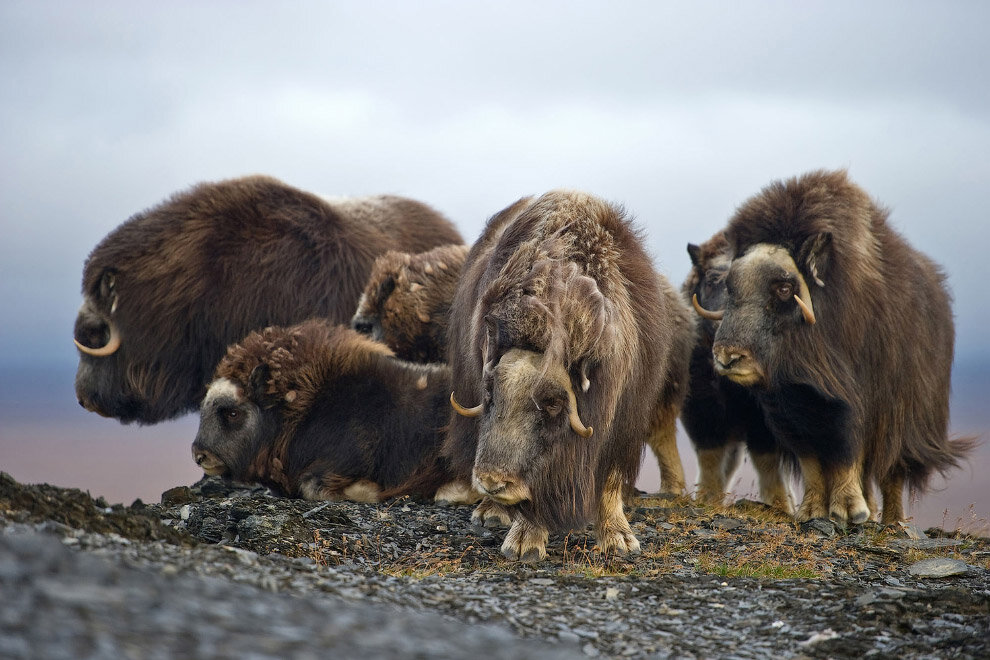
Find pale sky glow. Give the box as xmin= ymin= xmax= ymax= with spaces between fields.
xmin=2 ymin=1 xmax=988 ymax=368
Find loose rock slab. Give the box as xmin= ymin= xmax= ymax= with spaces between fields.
xmin=908 ymin=557 xmax=970 ymax=578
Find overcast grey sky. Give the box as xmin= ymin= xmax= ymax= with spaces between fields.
xmin=2 ymin=0 xmax=989 ymax=371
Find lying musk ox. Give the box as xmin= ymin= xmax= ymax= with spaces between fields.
xmin=681 ymin=233 xmax=794 ymax=512
xmin=693 ymin=169 xmax=974 ymax=523
xmin=74 ymin=175 xmax=462 ymax=424
xmin=191 ymin=319 xmax=474 ymax=503
xmin=351 ymin=243 xmax=470 ymax=363
xmin=447 ymin=191 xmax=695 ymax=561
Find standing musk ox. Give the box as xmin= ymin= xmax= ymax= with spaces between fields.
xmin=192 ymin=318 xmax=474 ymax=503
xmin=693 ymin=169 xmax=974 ymax=523
xmin=681 ymin=232 xmax=794 ymax=513
xmin=74 ymin=175 xmax=462 ymax=424
xmin=447 ymin=191 xmax=695 ymax=561
xmin=351 ymin=243 xmax=470 ymax=363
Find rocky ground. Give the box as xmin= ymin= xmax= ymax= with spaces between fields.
xmin=1 ymin=471 xmax=988 ymax=659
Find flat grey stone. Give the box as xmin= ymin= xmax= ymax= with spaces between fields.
xmin=889 ymin=538 xmax=964 ymax=551
xmin=908 ymin=558 xmax=970 ymax=578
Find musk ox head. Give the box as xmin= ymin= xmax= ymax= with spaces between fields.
xmin=684 ymin=233 xmax=732 ymax=340
xmin=694 ymin=171 xmax=864 ymax=390
xmin=190 ymin=319 xmax=338 ymax=484
xmin=459 ymin=347 xmax=593 ymax=506
xmin=351 ymin=243 xmax=469 ymax=362
xmin=192 ymin=371 xmax=278 ymax=479
xmin=703 ymin=242 xmax=821 ymax=387
xmin=74 ymin=259 xmax=206 ymax=423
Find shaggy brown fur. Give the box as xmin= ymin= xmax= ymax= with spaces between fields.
xmin=446 ymin=191 xmax=694 ymax=559
xmin=352 ymin=243 xmax=470 ymax=363
xmin=195 ymin=319 xmax=457 ymax=500
xmin=74 ymin=175 xmax=462 ymax=424
xmin=714 ymin=169 xmax=975 ymax=522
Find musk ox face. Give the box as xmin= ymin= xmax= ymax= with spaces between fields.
xmin=351 ymin=277 xmax=394 ymax=344
xmin=686 ymin=241 xmax=732 ymax=339
xmin=350 ymin=244 xmax=467 ymax=363
xmin=707 ymin=243 xmax=819 ymax=387
xmin=468 ymin=348 xmax=593 ymax=506
xmin=74 ymin=268 xmax=196 ymax=423
xmin=191 ymin=375 xmax=275 ymax=479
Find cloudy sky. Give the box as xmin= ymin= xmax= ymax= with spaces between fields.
xmin=1 ymin=2 xmax=988 ymax=519
xmin=2 ymin=1 xmax=989 ymax=370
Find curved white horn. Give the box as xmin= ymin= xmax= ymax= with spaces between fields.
xmin=565 ymin=387 xmax=593 ymax=438
xmin=692 ymin=294 xmax=724 ymax=321
xmin=794 ymin=294 xmax=816 ymax=325
xmin=450 ymin=391 xmax=483 ymax=417
xmin=74 ymin=322 xmax=121 ymax=357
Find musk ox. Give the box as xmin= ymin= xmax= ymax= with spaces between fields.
xmin=191 ymin=318 xmax=475 ymax=503
xmin=351 ymin=243 xmax=470 ymax=363
xmin=74 ymin=175 xmax=462 ymax=424
xmin=681 ymin=233 xmax=794 ymax=513
xmin=446 ymin=191 xmax=695 ymax=561
xmin=693 ymin=169 xmax=974 ymax=523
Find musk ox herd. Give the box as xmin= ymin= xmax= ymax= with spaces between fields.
xmin=74 ymin=170 xmax=975 ymax=561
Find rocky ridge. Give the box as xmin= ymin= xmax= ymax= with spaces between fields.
xmin=1 ymin=472 xmax=988 ymax=659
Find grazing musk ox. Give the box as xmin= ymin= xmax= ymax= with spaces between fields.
xmin=693 ymin=169 xmax=974 ymax=523
xmin=447 ymin=191 xmax=694 ymax=561
xmin=681 ymin=233 xmax=794 ymax=513
xmin=74 ymin=175 xmax=462 ymax=424
xmin=351 ymin=243 xmax=470 ymax=363
xmin=192 ymin=319 xmax=473 ymax=503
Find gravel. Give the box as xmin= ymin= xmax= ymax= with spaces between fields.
xmin=2 ymin=472 xmax=988 ymax=659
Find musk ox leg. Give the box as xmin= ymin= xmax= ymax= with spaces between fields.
xmin=433 ymin=479 xmax=483 ymax=505
xmin=695 ymin=442 xmax=742 ymax=504
xmin=862 ymin=475 xmax=879 ymax=523
xmin=828 ymin=462 xmax=870 ymax=524
xmin=471 ymin=497 xmax=513 ymax=528
xmin=645 ymin=403 xmax=686 ymax=495
xmin=594 ymin=470 xmax=642 ymax=556
xmin=299 ymin=474 xmax=381 ymax=503
xmin=751 ymin=451 xmax=794 ymax=515
xmin=879 ymin=473 xmax=905 ymax=525
xmin=796 ymin=457 xmax=829 ymax=521
xmin=501 ymin=515 xmax=549 ymax=562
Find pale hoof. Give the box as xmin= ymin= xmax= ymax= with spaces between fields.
xmin=471 ymin=499 xmax=512 ymax=528
xmin=500 ymin=520 xmax=548 ymax=562
xmin=595 ymin=529 xmax=642 ymax=556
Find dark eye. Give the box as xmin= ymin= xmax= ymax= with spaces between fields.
xmin=774 ymin=282 xmax=793 ymax=301
xmin=541 ymin=398 xmax=563 ymax=417
xmin=222 ymin=408 xmax=239 ymax=422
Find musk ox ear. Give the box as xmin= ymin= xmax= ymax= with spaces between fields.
xmin=483 ymin=314 xmax=510 ymax=365
xmin=687 ymin=243 xmax=702 ymax=268
xmin=798 ymin=232 xmax=832 ymax=288
xmin=248 ymin=363 xmax=273 ymax=403
xmin=376 ymin=275 xmax=396 ymax=304
xmin=99 ymin=270 xmax=117 ymax=298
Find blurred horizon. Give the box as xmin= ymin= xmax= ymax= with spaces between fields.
xmin=1 ymin=358 xmax=986 ymax=535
